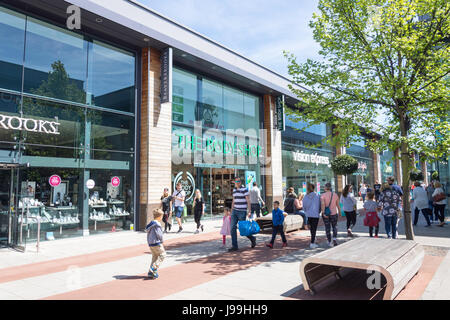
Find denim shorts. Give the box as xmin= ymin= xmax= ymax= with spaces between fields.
xmin=174 ymin=206 xmax=184 ymax=218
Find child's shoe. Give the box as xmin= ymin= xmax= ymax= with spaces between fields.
xmin=266 ymin=243 xmax=273 ymax=249
xmin=282 ymin=242 xmax=288 ymax=248
xmin=151 ymin=267 xmax=159 ymax=279
xmin=147 ymin=269 xmax=155 ymax=279
xmin=309 ymin=243 xmax=319 ymax=249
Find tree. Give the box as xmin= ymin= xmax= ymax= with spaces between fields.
xmin=330 ymin=154 xmax=359 ymax=187
xmin=285 ymin=0 xmax=449 ymax=240
xmin=410 ymin=169 xmax=424 ymax=181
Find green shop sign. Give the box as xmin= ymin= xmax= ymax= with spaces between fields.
xmin=175 ymin=134 xmax=261 ymax=157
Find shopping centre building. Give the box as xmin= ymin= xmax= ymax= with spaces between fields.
xmin=0 ymin=0 xmax=447 ymax=248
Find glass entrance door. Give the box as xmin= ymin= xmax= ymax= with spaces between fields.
xmin=0 ymin=164 xmax=29 ymax=251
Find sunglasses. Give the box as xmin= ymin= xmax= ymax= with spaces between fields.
xmin=235 ymin=180 xmax=241 ymax=183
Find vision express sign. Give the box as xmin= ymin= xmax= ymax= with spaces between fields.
xmin=0 ymin=114 xmax=61 ymax=135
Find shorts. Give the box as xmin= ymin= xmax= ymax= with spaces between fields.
xmin=174 ymin=206 xmax=184 ymax=218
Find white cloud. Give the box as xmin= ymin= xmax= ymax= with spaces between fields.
xmin=138 ymin=0 xmax=321 ymax=77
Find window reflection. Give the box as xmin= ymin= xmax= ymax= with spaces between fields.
xmin=87 ymin=41 xmax=135 ymax=113
xmin=0 ymin=7 xmax=25 ymax=92
xmin=24 ymin=17 xmax=87 ymax=103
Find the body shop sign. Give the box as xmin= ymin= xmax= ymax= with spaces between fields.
xmin=0 ymin=114 xmax=60 ymax=135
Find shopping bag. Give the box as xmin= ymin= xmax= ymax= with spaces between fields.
xmin=238 ymin=220 xmax=260 ymax=236
xmin=261 ymin=206 xmax=270 ymax=216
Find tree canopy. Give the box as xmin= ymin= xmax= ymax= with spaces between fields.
xmin=285 ymin=0 xmax=449 ymax=240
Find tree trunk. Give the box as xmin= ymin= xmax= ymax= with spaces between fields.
xmin=400 ymin=130 xmax=414 ymax=240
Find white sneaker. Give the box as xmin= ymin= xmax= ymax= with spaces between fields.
xmin=327 ymin=241 xmax=333 ymax=247
xmin=310 ymin=243 xmax=319 ymax=249
xmin=194 ymin=230 xmax=200 ymax=234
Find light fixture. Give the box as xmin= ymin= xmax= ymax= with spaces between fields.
xmin=181 ymin=53 xmax=187 ymax=57
xmin=96 ymin=18 xmax=103 ymax=23
xmin=143 ymin=38 xmax=150 ymax=42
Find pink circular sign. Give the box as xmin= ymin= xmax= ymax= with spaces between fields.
xmin=111 ymin=176 xmax=120 ymax=187
xmin=49 ymin=175 xmax=61 ymax=187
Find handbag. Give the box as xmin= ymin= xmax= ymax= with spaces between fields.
xmin=261 ymin=206 xmax=270 ymax=216
xmin=433 ymin=193 xmax=446 ymax=202
xmin=238 ymin=220 xmax=260 ymax=236
xmin=324 ymin=192 xmax=334 ymax=217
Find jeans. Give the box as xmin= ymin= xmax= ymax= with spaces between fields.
xmin=323 ymin=214 xmax=338 ymax=242
xmin=362 ymin=194 xmax=366 ymax=202
xmin=435 ymin=204 xmax=446 ymax=223
xmin=345 ymin=211 xmax=357 ymax=230
xmin=308 ymin=217 xmax=319 ymax=244
xmin=414 ymin=207 xmax=432 ymax=226
xmin=251 ymin=203 xmax=261 ymax=218
xmin=294 ymin=210 xmax=307 ymax=226
xmin=194 ymin=211 xmax=203 ymax=229
xmin=231 ymin=209 xmax=255 ymax=249
xmin=384 ymin=215 xmax=398 ymax=239
xmin=270 ymin=225 xmax=287 ymax=244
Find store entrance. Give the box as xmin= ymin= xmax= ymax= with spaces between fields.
xmin=197 ymin=167 xmax=244 ymax=216
xmin=0 ymin=163 xmax=28 ymax=251
xmin=296 ymin=170 xmax=327 ymax=195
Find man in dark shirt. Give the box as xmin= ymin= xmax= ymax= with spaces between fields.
xmin=373 ymin=181 xmax=382 ymax=201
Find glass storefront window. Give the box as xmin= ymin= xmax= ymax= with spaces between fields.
xmin=88 ymin=110 xmax=134 ymax=152
xmin=87 ymin=41 xmax=135 ymax=113
xmin=0 ymin=5 xmax=137 ymax=243
xmin=24 ymin=17 xmax=87 ymax=104
xmin=0 ymin=93 xmax=22 ymax=143
xmin=202 ymin=79 xmax=224 ymax=130
xmin=380 ymin=150 xmax=396 ymax=183
xmin=0 ymin=7 xmax=25 ymax=92
xmin=173 ymin=68 xmax=197 ymax=125
xmin=22 ymin=98 xmax=85 ymax=148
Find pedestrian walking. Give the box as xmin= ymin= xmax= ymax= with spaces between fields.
xmin=412 ymin=181 xmax=432 ymax=227
xmin=229 ymin=177 xmax=256 ymax=252
xmin=220 ymin=207 xmax=232 ymax=247
xmin=320 ymin=182 xmax=342 ymax=247
xmin=249 ymin=182 xmax=265 ymax=219
xmin=340 ymin=184 xmax=357 ymax=237
xmin=266 ymin=201 xmax=288 ymax=249
xmin=363 ymin=192 xmax=380 ymax=237
xmin=172 ymin=182 xmax=186 ymax=233
xmin=283 ymin=187 xmax=297 ymax=215
xmin=426 ymin=182 xmax=438 ymax=223
xmin=378 ymin=183 xmax=401 ymax=239
xmin=294 ymin=193 xmax=308 ymax=229
xmin=303 ymin=183 xmax=321 ymax=249
xmin=145 ymin=209 xmax=166 ymax=279
xmin=387 ymin=176 xmax=403 ymax=238
xmin=373 ymin=180 xmax=382 ymax=201
xmin=160 ymin=188 xmax=172 ymax=233
xmin=432 ymin=182 xmax=447 ymax=227
xmin=360 ymin=184 xmax=367 ymax=202
xmin=193 ymin=189 xmax=205 ymax=234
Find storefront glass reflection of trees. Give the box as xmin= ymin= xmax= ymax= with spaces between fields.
xmin=0 ymin=5 xmax=136 ymax=240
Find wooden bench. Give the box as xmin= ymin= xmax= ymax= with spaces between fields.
xmin=256 ymin=214 xmax=304 ymax=233
xmin=299 ymin=238 xmax=424 ymax=300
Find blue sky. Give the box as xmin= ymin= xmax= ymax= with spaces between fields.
xmin=137 ymin=0 xmax=321 ymax=78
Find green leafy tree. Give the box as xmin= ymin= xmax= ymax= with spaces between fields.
xmin=285 ymin=0 xmax=449 ymax=240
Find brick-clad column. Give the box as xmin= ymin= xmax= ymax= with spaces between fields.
xmin=139 ymin=47 xmax=172 ymax=230
xmin=263 ymin=95 xmax=283 ymax=208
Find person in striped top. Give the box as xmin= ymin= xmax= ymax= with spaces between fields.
xmin=229 ymin=177 xmax=257 ymax=252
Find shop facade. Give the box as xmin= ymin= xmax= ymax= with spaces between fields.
xmin=171 ymin=67 xmax=265 ymax=217
xmin=282 ymin=117 xmax=336 ymax=196
xmin=345 ymin=139 xmax=375 ymax=193
xmin=0 ymin=4 xmax=137 ymax=248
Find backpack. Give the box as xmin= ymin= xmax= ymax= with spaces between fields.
xmin=284 ymin=196 xmax=295 ymax=214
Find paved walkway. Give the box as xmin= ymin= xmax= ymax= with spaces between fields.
xmin=0 ymin=205 xmax=449 ymax=300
